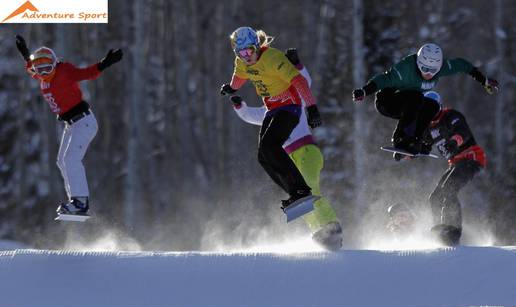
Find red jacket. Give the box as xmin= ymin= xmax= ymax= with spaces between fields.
xmin=425 ymin=108 xmax=486 ymax=167
xmin=35 ymin=62 xmax=101 ymax=115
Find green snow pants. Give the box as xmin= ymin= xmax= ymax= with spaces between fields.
xmin=289 ymin=144 xmax=339 ymax=232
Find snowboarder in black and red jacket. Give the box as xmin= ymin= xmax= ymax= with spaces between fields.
xmin=352 ymin=43 xmax=498 ymax=156
xmin=419 ymin=91 xmax=486 ymax=246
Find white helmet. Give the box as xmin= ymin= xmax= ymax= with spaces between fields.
xmin=416 ymin=43 xmax=443 ymax=76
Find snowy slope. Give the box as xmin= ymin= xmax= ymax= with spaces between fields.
xmin=1 ymin=246 xmax=516 ymax=307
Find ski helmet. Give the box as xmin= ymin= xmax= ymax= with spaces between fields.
xmin=416 ymin=43 xmax=443 ymax=76
xmin=230 ymin=27 xmax=259 ymax=52
xmin=424 ymin=91 xmax=442 ymax=106
xmin=30 ymin=46 xmax=57 ymax=75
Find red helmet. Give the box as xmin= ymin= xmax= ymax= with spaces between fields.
xmin=30 ymin=47 xmax=57 ymax=76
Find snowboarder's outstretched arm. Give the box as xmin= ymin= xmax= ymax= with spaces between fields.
xmin=97 ymin=49 xmax=123 ymax=72
xmin=438 ymin=58 xmax=498 ymax=94
xmin=352 ymin=58 xmax=409 ymax=102
xmin=15 ymin=34 xmax=37 ymax=78
xmin=469 ymin=66 xmax=499 ymax=94
xmin=230 ymin=95 xmax=266 ymax=126
xmin=15 ymin=34 xmax=30 ymax=61
xmin=63 ymin=49 xmax=122 ymax=82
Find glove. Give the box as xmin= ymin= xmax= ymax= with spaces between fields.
xmin=306 ymin=105 xmax=322 ymax=128
xmin=230 ymin=95 xmax=243 ymax=109
xmin=98 ymin=49 xmax=123 ymax=71
xmin=444 ymin=140 xmax=459 ymax=157
xmin=352 ymin=88 xmax=365 ymax=102
xmin=220 ymin=83 xmax=236 ymax=96
xmin=420 ymin=143 xmax=433 ymax=155
xmin=285 ymin=48 xmax=300 ymax=66
xmin=15 ymin=34 xmax=30 ymax=61
xmin=484 ymin=78 xmax=499 ymax=95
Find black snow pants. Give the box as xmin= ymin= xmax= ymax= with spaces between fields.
xmin=258 ymin=109 xmax=311 ymax=196
xmin=429 ymin=159 xmax=482 ymax=228
xmin=375 ymin=88 xmax=440 ymax=141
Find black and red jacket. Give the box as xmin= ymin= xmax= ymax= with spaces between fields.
xmin=422 ymin=108 xmax=486 ymax=167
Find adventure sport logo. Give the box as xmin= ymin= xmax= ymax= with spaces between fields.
xmin=1 ymin=0 xmax=108 ymax=23
xmin=2 ymin=0 xmax=38 ymax=22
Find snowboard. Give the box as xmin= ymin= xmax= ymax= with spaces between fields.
xmin=381 ymin=146 xmax=439 ymax=159
xmin=283 ymin=195 xmax=321 ymax=223
xmin=55 ymin=213 xmax=91 ymax=222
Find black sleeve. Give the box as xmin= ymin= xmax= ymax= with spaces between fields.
xmin=363 ymin=81 xmax=378 ymax=96
xmin=468 ymin=67 xmax=486 ymax=85
xmin=445 ymin=110 xmax=473 ymax=146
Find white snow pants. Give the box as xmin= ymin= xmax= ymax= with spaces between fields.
xmin=56 ymin=112 xmax=98 ymax=199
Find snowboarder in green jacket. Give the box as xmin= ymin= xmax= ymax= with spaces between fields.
xmin=352 ymin=43 xmax=498 ymax=158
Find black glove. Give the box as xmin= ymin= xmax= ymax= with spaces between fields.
xmin=98 ymin=49 xmax=123 ymax=71
xmin=230 ymin=95 xmax=243 ymax=109
xmin=352 ymin=88 xmax=365 ymax=102
xmin=444 ymin=140 xmax=459 ymax=157
xmin=15 ymin=34 xmax=30 ymax=61
xmin=484 ymin=78 xmax=499 ymax=95
xmin=220 ymin=83 xmax=236 ymax=96
xmin=285 ymin=48 xmax=300 ymax=66
xmin=469 ymin=67 xmax=498 ymax=94
xmin=420 ymin=143 xmax=433 ymax=155
xmin=306 ymin=105 xmax=322 ymax=128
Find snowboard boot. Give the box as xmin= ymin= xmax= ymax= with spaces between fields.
xmin=312 ymin=221 xmax=343 ymax=251
xmin=57 ymin=197 xmax=89 ymax=216
xmin=393 ymin=153 xmax=404 ymax=161
xmin=281 ymin=189 xmax=312 ymax=210
xmin=431 ymin=224 xmax=462 ymax=246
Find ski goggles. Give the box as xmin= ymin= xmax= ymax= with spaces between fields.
xmin=235 ymin=46 xmax=257 ymax=60
xmin=34 ymin=64 xmax=54 ymax=75
xmin=419 ymin=65 xmax=439 ymax=74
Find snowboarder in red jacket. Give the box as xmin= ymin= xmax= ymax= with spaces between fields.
xmin=420 ymin=91 xmax=486 ymax=246
xmin=15 ymin=34 xmax=123 ymax=219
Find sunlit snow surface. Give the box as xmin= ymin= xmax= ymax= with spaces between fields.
xmin=228 ymin=236 xmax=325 ymax=254
xmin=2 ymin=238 xmax=516 ymax=307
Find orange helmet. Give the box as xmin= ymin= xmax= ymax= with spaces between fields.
xmin=30 ymin=47 xmax=57 ymax=76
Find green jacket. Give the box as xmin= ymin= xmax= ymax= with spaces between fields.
xmin=368 ymin=54 xmax=474 ymax=92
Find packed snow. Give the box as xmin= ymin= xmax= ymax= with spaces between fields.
xmin=1 ymin=240 xmax=515 ymax=307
